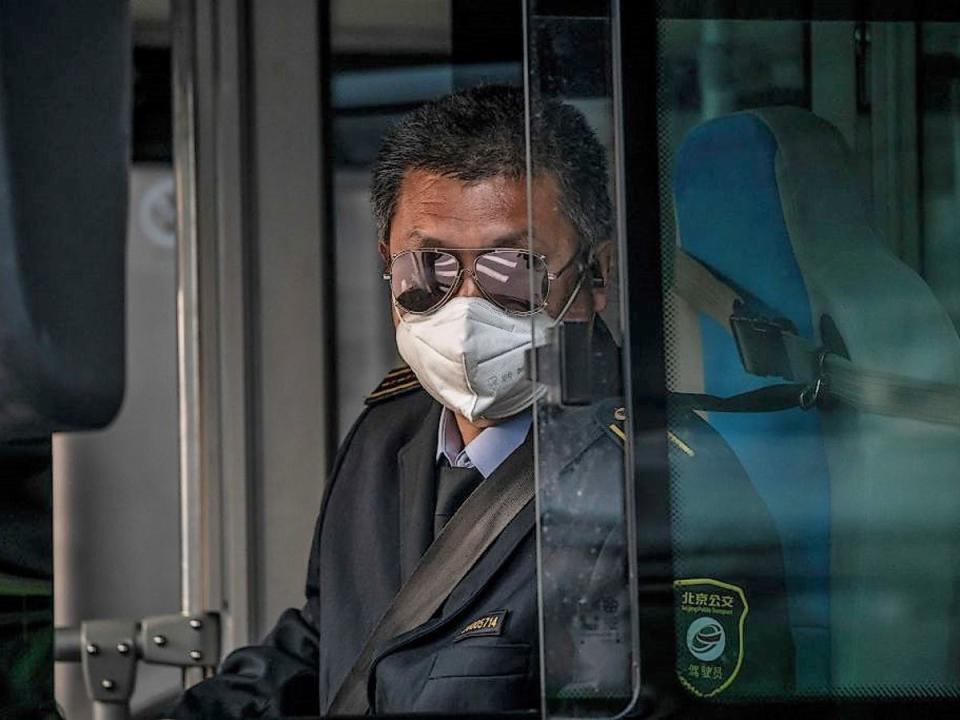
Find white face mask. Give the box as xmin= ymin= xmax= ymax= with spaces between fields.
xmin=395 ymin=273 xmax=585 ymax=423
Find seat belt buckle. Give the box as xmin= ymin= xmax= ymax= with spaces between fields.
xmin=729 ymin=314 xmax=799 ymax=379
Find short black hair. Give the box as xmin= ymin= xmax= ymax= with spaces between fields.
xmin=371 ymin=85 xmax=612 ymax=252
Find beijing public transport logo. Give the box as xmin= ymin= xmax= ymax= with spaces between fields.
xmin=674 ymin=578 xmax=748 ymax=698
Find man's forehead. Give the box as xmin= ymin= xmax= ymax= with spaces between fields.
xmin=390 ymin=169 xmax=570 ymax=250
xmin=397 ymin=170 xmax=530 ymax=213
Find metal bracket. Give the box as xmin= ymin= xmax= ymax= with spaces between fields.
xmin=729 ymin=314 xmax=797 ymax=379
xmin=81 ymin=620 xmax=139 ymax=705
xmin=729 ymin=314 xmax=817 ymax=383
xmin=140 ymin=612 xmax=220 ymax=668
xmin=57 ymin=612 xmax=221 ymax=720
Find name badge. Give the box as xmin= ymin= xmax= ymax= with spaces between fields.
xmin=454 ymin=610 xmax=508 ymax=642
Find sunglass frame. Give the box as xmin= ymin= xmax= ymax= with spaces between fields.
xmin=382 ymin=246 xmax=568 ymax=316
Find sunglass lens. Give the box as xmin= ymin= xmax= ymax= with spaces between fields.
xmin=390 ymin=250 xmax=460 ymax=313
xmin=474 ymin=250 xmax=549 ymax=313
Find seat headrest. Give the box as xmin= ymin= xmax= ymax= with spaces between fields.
xmin=0 ymin=1 xmax=130 ymax=439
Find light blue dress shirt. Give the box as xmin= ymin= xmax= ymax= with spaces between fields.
xmin=435 ymin=407 xmax=532 ymax=479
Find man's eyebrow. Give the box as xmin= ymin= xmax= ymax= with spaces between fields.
xmin=406 ymin=229 xmax=446 ymax=247
xmin=405 ymin=229 xmax=530 ymax=248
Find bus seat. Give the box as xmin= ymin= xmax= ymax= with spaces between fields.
xmin=0 ymin=0 xmax=129 ymax=440
xmin=672 ymin=107 xmax=960 ymax=692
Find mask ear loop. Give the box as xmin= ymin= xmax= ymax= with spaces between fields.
xmin=549 ymin=271 xmax=586 ymax=327
xmin=548 ymin=247 xmax=594 ymax=327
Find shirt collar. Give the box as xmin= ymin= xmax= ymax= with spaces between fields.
xmin=435 ymin=407 xmax=532 ymax=479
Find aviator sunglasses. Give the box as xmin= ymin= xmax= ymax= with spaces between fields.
xmin=383 ymin=247 xmax=586 ymax=316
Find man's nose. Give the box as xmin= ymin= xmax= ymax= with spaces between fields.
xmin=456 ymin=270 xmax=485 ymax=299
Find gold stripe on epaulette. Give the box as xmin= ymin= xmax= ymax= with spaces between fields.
xmin=668 ymin=431 xmax=695 ymax=457
xmin=367 ymin=378 xmax=419 ymax=400
xmin=608 ymin=423 xmax=626 ymax=443
xmin=365 ymin=369 xmax=420 ymax=405
xmin=377 ymin=374 xmax=415 ymax=389
xmin=607 ymin=424 xmax=694 ymax=457
xmin=383 ymin=367 xmax=412 ymax=379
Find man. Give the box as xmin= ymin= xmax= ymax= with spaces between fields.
xmin=173 ymin=85 xmax=792 ymax=717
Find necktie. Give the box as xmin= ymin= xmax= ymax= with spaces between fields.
xmin=434 ymin=463 xmax=484 ymax=539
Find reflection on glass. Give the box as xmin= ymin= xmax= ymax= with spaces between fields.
xmin=659 ymin=14 xmax=960 ymax=702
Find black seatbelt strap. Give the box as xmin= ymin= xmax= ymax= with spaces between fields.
xmin=328 ymin=445 xmax=534 ymax=716
xmin=672 ymin=384 xmax=809 ymax=414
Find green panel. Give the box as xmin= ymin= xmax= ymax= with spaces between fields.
xmin=0 ymin=441 xmax=56 ymax=719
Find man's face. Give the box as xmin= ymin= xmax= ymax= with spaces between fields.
xmin=381 ymin=169 xmax=609 ymax=325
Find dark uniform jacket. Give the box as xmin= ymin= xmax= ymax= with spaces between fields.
xmin=174 ymin=370 xmax=794 ymax=717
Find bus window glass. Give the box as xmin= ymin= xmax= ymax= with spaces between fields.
xmin=653 ymin=5 xmax=960 ymax=705
xmin=526 ymin=2 xmax=641 ymax=717
xmin=534 ymin=1 xmax=960 ymax=711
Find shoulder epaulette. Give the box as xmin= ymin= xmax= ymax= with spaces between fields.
xmin=594 ymin=399 xmax=695 ymax=457
xmin=595 ymin=399 xmax=628 ymax=448
xmin=365 ymin=365 xmax=421 ymax=405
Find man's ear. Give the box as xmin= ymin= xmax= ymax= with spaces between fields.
xmin=590 ymin=240 xmax=614 ymax=313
